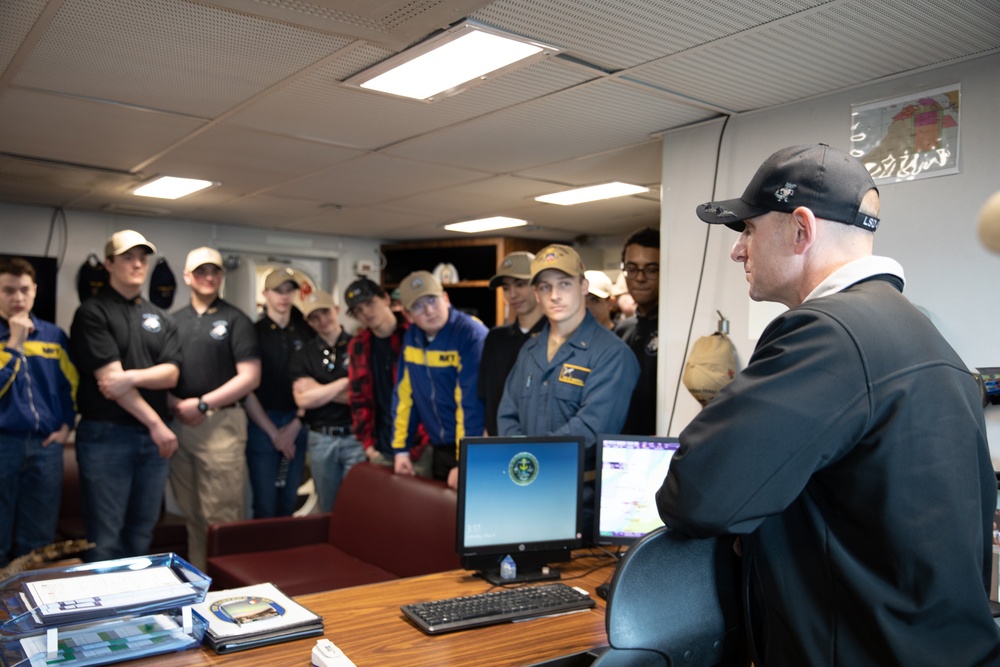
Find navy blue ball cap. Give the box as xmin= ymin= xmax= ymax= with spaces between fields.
xmin=697 ymin=144 xmax=880 ymax=232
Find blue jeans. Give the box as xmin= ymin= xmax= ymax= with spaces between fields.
xmin=307 ymin=431 xmax=366 ymax=513
xmin=246 ymin=410 xmax=307 ymax=518
xmin=75 ymin=420 xmax=170 ymax=562
xmin=0 ymin=432 xmax=63 ymax=566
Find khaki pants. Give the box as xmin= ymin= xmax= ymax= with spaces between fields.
xmin=170 ymin=406 xmax=248 ymax=571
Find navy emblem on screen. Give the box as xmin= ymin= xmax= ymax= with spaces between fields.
xmin=508 ymin=452 xmax=539 ymax=486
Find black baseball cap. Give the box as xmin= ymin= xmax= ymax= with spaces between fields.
xmin=344 ymin=278 xmax=386 ymax=310
xmin=697 ymin=144 xmax=880 ymax=232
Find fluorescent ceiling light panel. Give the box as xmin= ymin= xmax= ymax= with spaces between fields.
xmin=346 ymin=22 xmax=559 ymax=101
xmin=132 ymin=176 xmax=215 ymax=199
xmin=444 ymin=216 xmax=527 ymax=234
xmin=535 ymin=182 xmax=650 ymax=206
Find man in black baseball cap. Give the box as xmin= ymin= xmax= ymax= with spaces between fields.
xmin=656 ymin=144 xmax=1000 ymax=666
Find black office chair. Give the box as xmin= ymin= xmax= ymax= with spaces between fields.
xmin=592 ymin=527 xmax=745 ymax=667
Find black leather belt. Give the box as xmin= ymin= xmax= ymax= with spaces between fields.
xmin=314 ymin=425 xmax=352 ymax=436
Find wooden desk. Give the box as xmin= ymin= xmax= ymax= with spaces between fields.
xmin=141 ymin=550 xmax=617 ymax=667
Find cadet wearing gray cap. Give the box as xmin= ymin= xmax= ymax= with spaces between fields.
xmin=70 ymin=229 xmax=182 ymax=562
xmin=657 ymin=144 xmax=999 ymax=666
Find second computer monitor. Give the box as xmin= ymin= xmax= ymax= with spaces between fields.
xmin=594 ymin=434 xmax=680 ymax=546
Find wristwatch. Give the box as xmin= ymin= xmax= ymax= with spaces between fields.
xmin=197 ymin=398 xmax=210 ymax=414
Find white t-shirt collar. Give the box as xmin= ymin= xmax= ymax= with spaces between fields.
xmin=804 ymin=256 xmax=905 ymax=303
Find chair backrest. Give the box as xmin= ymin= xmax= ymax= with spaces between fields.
xmin=328 ymin=463 xmax=461 ymax=577
xmin=593 ymin=527 xmax=744 ymax=667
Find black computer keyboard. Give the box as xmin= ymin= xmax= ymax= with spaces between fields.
xmin=401 ymin=582 xmax=596 ymax=634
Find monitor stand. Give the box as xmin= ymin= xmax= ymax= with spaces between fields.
xmin=477 ymin=566 xmax=561 ymax=586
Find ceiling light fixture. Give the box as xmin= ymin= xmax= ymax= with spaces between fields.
xmin=131 ymin=176 xmax=215 ymax=199
xmin=344 ymin=21 xmax=559 ymax=102
xmin=444 ymin=216 xmax=528 ymax=234
xmin=535 ymin=182 xmax=649 ymax=206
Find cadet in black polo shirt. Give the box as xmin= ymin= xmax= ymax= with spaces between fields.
xmin=243 ymin=268 xmax=312 ymax=518
xmin=70 ymin=230 xmax=182 ymax=562
xmin=477 ymin=251 xmax=545 ymax=435
xmin=288 ymin=289 xmax=362 ymax=512
xmin=168 ymin=247 xmax=260 ymax=570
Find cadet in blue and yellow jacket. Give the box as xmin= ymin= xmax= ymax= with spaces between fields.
xmin=391 ymin=271 xmax=486 ymax=489
xmin=0 ymin=257 xmax=78 ymax=566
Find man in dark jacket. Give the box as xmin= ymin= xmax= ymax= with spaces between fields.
xmin=657 ymin=144 xmax=1000 ymax=666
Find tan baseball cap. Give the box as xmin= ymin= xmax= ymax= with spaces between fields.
xmin=584 ymin=270 xmax=613 ymax=299
xmin=398 ymin=270 xmax=443 ymax=310
xmin=105 ymin=229 xmax=156 ymax=257
xmin=264 ymin=267 xmax=299 ymax=291
xmin=530 ymin=244 xmax=585 ymax=283
xmin=298 ymin=289 xmax=337 ymax=318
xmin=611 ymin=272 xmax=629 ymax=296
xmin=683 ymin=333 xmax=737 ymax=407
xmin=489 ymin=251 xmax=535 ymax=289
xmin=184 ymin=246 xmax=223 ymax=273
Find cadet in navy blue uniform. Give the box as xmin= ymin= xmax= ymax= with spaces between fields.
xmin=168 ymin=247 xmax=260 ymax=570
xmin=498 ymin=244 xmax=639 ymax=460
xmin=497 ymin=244 xmax=639 ymax=536
xmin=70 ymin=230 xmax=182 ymax=562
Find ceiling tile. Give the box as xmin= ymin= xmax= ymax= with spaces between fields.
xmin=0 ymin=88 xmax=206 ymax=171
xmin=267 ymin=154 xmax=488 ymax=206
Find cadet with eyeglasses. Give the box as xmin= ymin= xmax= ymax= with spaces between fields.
xmin=615 ymin=227 xmax=660 ymax=435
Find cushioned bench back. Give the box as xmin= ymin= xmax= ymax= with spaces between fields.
xmin=328 ymin=463 xmax=461 ymax=578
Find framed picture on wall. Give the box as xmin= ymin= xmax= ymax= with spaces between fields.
xmin=850 ymin=84 xmax=960 ymax=184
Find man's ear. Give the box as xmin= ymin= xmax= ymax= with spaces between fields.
xmin=790 ymin=206 xmax=817 ymax=255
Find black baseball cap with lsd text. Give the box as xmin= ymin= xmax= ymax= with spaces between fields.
xmin=697 ymin=144 xmax=880 ymax=232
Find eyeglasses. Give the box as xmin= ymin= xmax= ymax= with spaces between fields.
xmin=621 ymin=263 xmax=660 ymax=279
xmin=408 ymin=294 xmax=439 ymax=315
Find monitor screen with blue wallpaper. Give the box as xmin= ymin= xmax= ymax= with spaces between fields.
xmin=457 ymin=435 xmax=584 ymax=584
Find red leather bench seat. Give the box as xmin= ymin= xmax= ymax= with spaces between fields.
xmin=206 ymin=463 xmax=460 ymax=595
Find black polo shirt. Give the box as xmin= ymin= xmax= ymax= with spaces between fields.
xmin=288 ymin=329 xmax=352 ymax=431
xmin=70 ymin=285 xmax=182 ymax=424
xmin=253 ymin=315 xmax=313 ymax=412
xmin=172 ymin=298 xmax=259 ymax=399
xmin=615 ymin=307 xmax=658 ymax=435
xmin=477 ymin=317 xmax=546 ymax=435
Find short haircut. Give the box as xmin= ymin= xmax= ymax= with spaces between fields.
xmin=0 ymin=257 xmax=36 ymax=280
xmin=621 ymin=227 xmax=660 ymax=263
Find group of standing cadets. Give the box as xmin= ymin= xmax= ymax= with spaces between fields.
xmin=5 ymin=144 xmax=996 ymax=667
xmin=0 ymin=224 xmax=657 ymax=571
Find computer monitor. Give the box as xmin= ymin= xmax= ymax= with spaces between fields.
xmin=457 ymin=435 xmax=585 ymax=585
xmin=594 ymin=434 xmax=680 ymax=546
